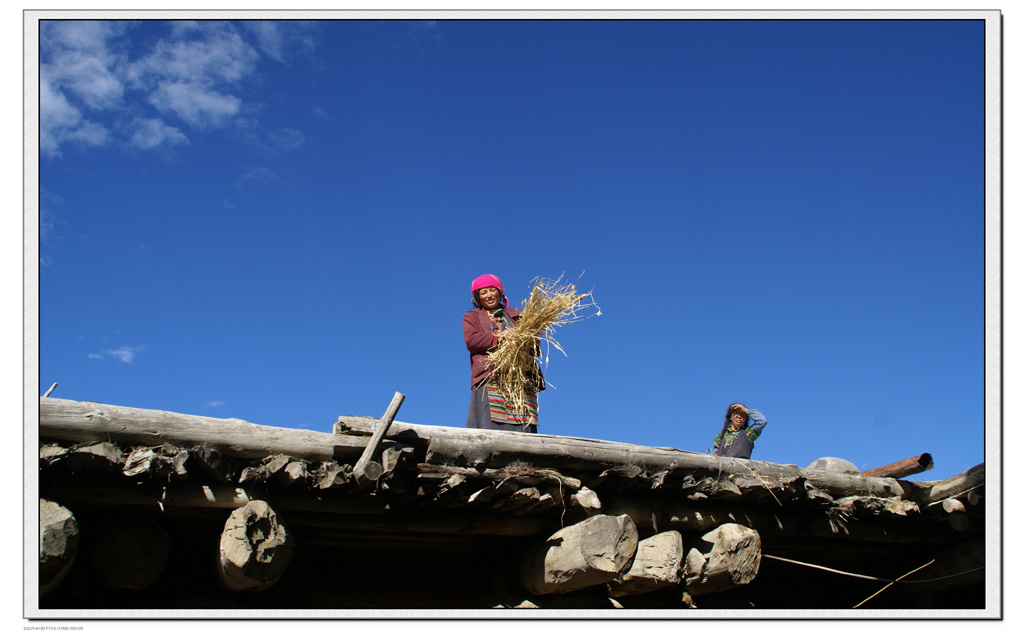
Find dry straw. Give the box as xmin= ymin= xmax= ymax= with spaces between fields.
xmin=488 ymin=275 xmax=601 ymax=410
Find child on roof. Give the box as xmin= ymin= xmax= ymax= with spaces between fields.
xmin=712 ymin=403 xmax=767 ymax=459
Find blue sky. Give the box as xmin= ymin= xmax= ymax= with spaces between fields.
xmin=33 ymin=16 xmax=993 ymax=482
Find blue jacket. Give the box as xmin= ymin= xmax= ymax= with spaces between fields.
xmin=713 ymin=408 xmax=767 ymax=459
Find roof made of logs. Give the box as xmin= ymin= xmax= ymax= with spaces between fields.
xmin=33 ymin=395 xmax=988 ymax=615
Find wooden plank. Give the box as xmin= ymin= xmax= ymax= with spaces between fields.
xmin=40 ymin=397 xmax=370 ymax=462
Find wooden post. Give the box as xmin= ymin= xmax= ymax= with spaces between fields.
xmin=518 ymin=514 xmax=638 ymax=596
xmin=608 ymin=531 xmax=684 ymax=598
xmin=217 ymin=500 xmax=294 ymax=593
xmin=39 ymin=499 xmax=79 ymax=597
xmin=352 ymin=392 xmax=405 ymax=485
xmin=683 ymin=523 xmax=761 ymax=596
xmin=861 ymin=453 xmax=933 ymax=478
xmin=91 ymin=516 xmax=169 ymax=591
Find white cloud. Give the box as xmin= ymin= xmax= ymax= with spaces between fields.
xmin=39 ymin=21 xmax=318 ymax=157
xmin=132 ymin=28 xmax=259 ymax=85
xmin=50 ymin=51 xmax=124 ymax=110
xmin=39 ymin=21 xmax=127 ymax=157
xmin=40 ymin=71 xmax=109 ymax=157
xmin=39 ymin=72 xmax=81 ymax=130
xmin=147 ymin=81 xmax=242 ymax=128
xmin=269 ymin=128 xmax=305 ymax=151
xmin=66 ymin=120 xmax=109 ymax=146
xmin=42 ymin=20 xmax=128 ymax=54
xmin=88 ymin=345 xmax=145 ymax=363
xmin=40 ymin=190 xmax=63 ymax=242
xmin=206 ymin=400 xmax=225 ymax=407
xmin=127 ymin=29 xmax=259 ymax=129
xmin=244 ymin=22 xmax=286 ymax=63
xmin=244 ymin=21 xmax=319 ymax=63
xmin=127 ymin=117 xmax=189 ymax=150
xmin=233 ymin=166 xmax=282 ymax=190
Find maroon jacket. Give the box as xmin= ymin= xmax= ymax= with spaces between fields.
xmin=463 ymin=306 xmax=521 ymax=387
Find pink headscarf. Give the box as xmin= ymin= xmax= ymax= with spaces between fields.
xmin=471 ymin=274 xmax=504 ymax=294
xmin=471 ymin=274 xmax=508 ymax=308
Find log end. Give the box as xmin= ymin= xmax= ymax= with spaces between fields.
xmin=608 ymin=531 xmax=684 ymax=598
xmin=520 ymin=514 xmax=639 ymax=596
xmin=217 ymin=500 xmax=295 ymax=593
xmin=684 ymin=523 xmax=762 ymax=597
xmin=39 ymin=499 xmax=80 ymax=597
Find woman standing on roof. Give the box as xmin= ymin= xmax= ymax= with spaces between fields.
xmin=463 ymin=274 xmax=543 ymax=432
xmin=712 ymin=403 xmax=767 ymax=459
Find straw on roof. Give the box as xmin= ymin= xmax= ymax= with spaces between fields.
xmin=487 ymin=275 xmax=601 ymax=411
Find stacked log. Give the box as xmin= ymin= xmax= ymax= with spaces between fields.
xmin=36 ymin=398 xmax=983 ymax=609
xmin=217 ymin=500 xmax=294 ymax=593
xmin=39 ymin=499 xmax=79 ymax=596
xmin=608 ymin=531 xmax=685 ymax=597
xmin=519 ymin=514 xmax=638 ymax=596
xmin=683 ymin=523 xmax=762 ymax=596
xmin=42 ymin=398 xmax=913 ymax=502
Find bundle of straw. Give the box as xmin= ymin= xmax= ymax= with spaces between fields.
xmin=487 ymin=275 xmax=601 ymax=410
